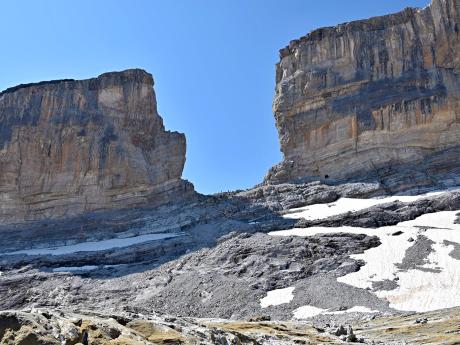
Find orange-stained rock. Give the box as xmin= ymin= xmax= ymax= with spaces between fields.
xmin=0 ymin=69 xmax=194 ymax=224
xmin=267 ymin=0 xmax=460 ymax=192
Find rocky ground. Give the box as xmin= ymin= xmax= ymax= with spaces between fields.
xmin=0 ymin=181 xmax=382 ymax=268
xmin=0 ymin=181 xmax=459 ymax=344
xmin=3 ymin=1 xmax=460 ymax=343
xmin=1 ymin=306 xmax=459 ymax=344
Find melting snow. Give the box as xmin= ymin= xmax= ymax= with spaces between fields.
xmin=51 ymin=264 xmax=125 ymax=273
xmin=325 ymin=306 xmax=379 ymax=314
xmin=293 ymin=305 xmax=326 ymax=319
xmin=271 ymin=211 xmax=460 ymax=312
xmin=3 ymin=233 xmax=182 ymax=256
xmin=374 ymin=212 xmax=460 ymax=312
xmin=52 ymin=265 xmax=98 ymax=273
xmin=260 ymin=287 xmax=295 ymax=308
xmin=283 ymin=191 xmax=445 ymax=221
xmin=293 ymin=305 xmax=379 ymax=319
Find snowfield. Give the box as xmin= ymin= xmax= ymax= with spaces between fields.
xmin=374 ymin=213 xmax=460 ymax=312
xmin=3 ymin=232 xmax=182 ymax=256
xmin=282 ymin=191 xmax=446 ymax=221
xmin=271 ymin=208 xmax=460 ymax=314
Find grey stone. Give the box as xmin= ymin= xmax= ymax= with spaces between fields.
xmin=396 ymin=235 xmax=439 ymax=272
xmin=444 ymin=240 xmax=460 ymax=260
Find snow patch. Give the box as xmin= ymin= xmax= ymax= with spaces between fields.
xmin=375 ymin=212 xmax=460 ymax=312
xmin=52 ymin=265 xmax=98 ymax=273
xmin=271 ymin=211 xmax=460 ymax=312
xmin=293 ymin=305 xmax=326 ymax=319
xmin=293 ymin=305 xmax=378 ymax=319
xmin=283 ymin=191 xmax=445 ymax=221
xmin=325 ymin=306 xmax=379 ymax=314
xmin=3 ymin=233 xmax=182 ymax=256
xmin=260 ymin=287 xmax=295 ymax=308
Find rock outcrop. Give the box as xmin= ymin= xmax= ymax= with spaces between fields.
xmin=0 ymin=69 xmax=193 ymax=224
xmin=267 ymin=0 xmax=460 ymax=192
xmin=0 ymin=308 xmax=343 ymax=345
xmin=2 ymin=306 xmax=459 ymax=345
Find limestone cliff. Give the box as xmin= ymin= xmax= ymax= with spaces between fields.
xmin=266 ymin=0 xmax=460 ymax=192
xmin=0 ymin=69 xmax=193 ymax=223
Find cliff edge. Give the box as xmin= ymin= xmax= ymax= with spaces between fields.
xmin=0 ymin=69 xmax=193 ymax=224
xmin=266 ymin=0 xmax=460 ymax=192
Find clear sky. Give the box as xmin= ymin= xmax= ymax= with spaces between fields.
xmin=1 ymin=0 xmax=429 ymax=194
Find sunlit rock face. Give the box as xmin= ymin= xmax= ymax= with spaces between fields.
xmin=0 ymin=69 xmax=193 ymax=223
xmin=267 ymin=0 xmax=460 ymax=192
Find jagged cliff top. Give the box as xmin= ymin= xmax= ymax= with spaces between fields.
xmin=0 ymin=68 xmax=153 ymax=97
xmin=280 ymin=2 xmax=429 ymax=57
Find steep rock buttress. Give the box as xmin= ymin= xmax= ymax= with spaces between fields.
xmin=266 ymin=0 xmax=460 ymax=192
xmin=0 ymin=69 xmax=193 ymax=223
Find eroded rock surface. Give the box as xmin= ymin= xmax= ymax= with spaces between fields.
xmin=267 ymin=0 xmax=460 ymax=192
xmin=0 ymin=308 xmax=342 ymax=345
xmin=0 ymin=69 xmax=193 ymax=224
xmin=1 ymin=183 xmax=454 ymax=321
xmin=1 ymin=2 xmax=460 ymax=343
xmin=0 ymin=231 xmax=382 ymax=320
xmin=2 ymin=306 xmax=460 ymax=345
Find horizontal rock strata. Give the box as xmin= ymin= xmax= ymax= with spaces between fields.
xmin=0 ymin=69 xmax=193 ymax=224
xmin=267 ymin=0 xmax=460 ymax=192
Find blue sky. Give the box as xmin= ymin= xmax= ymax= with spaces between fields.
xmin=1 ymin=0 xmax=429 ymax=194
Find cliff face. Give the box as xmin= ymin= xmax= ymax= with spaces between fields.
xmin=0 ymin=69 xmax=193 ymax=223
xmin=267 ymin=0 xmax=460 ymax=192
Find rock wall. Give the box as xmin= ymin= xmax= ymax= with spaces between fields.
xmin=0 ymin=69 xmax=193 ymax=223
xmin=267 ymin=0 xmax=460 ymax=192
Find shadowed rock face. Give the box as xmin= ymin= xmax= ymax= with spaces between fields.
xmin=267 ymin=0 xmax=460 ymax=192
xmin=0 ymin=69 xmax=194 ymax=224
